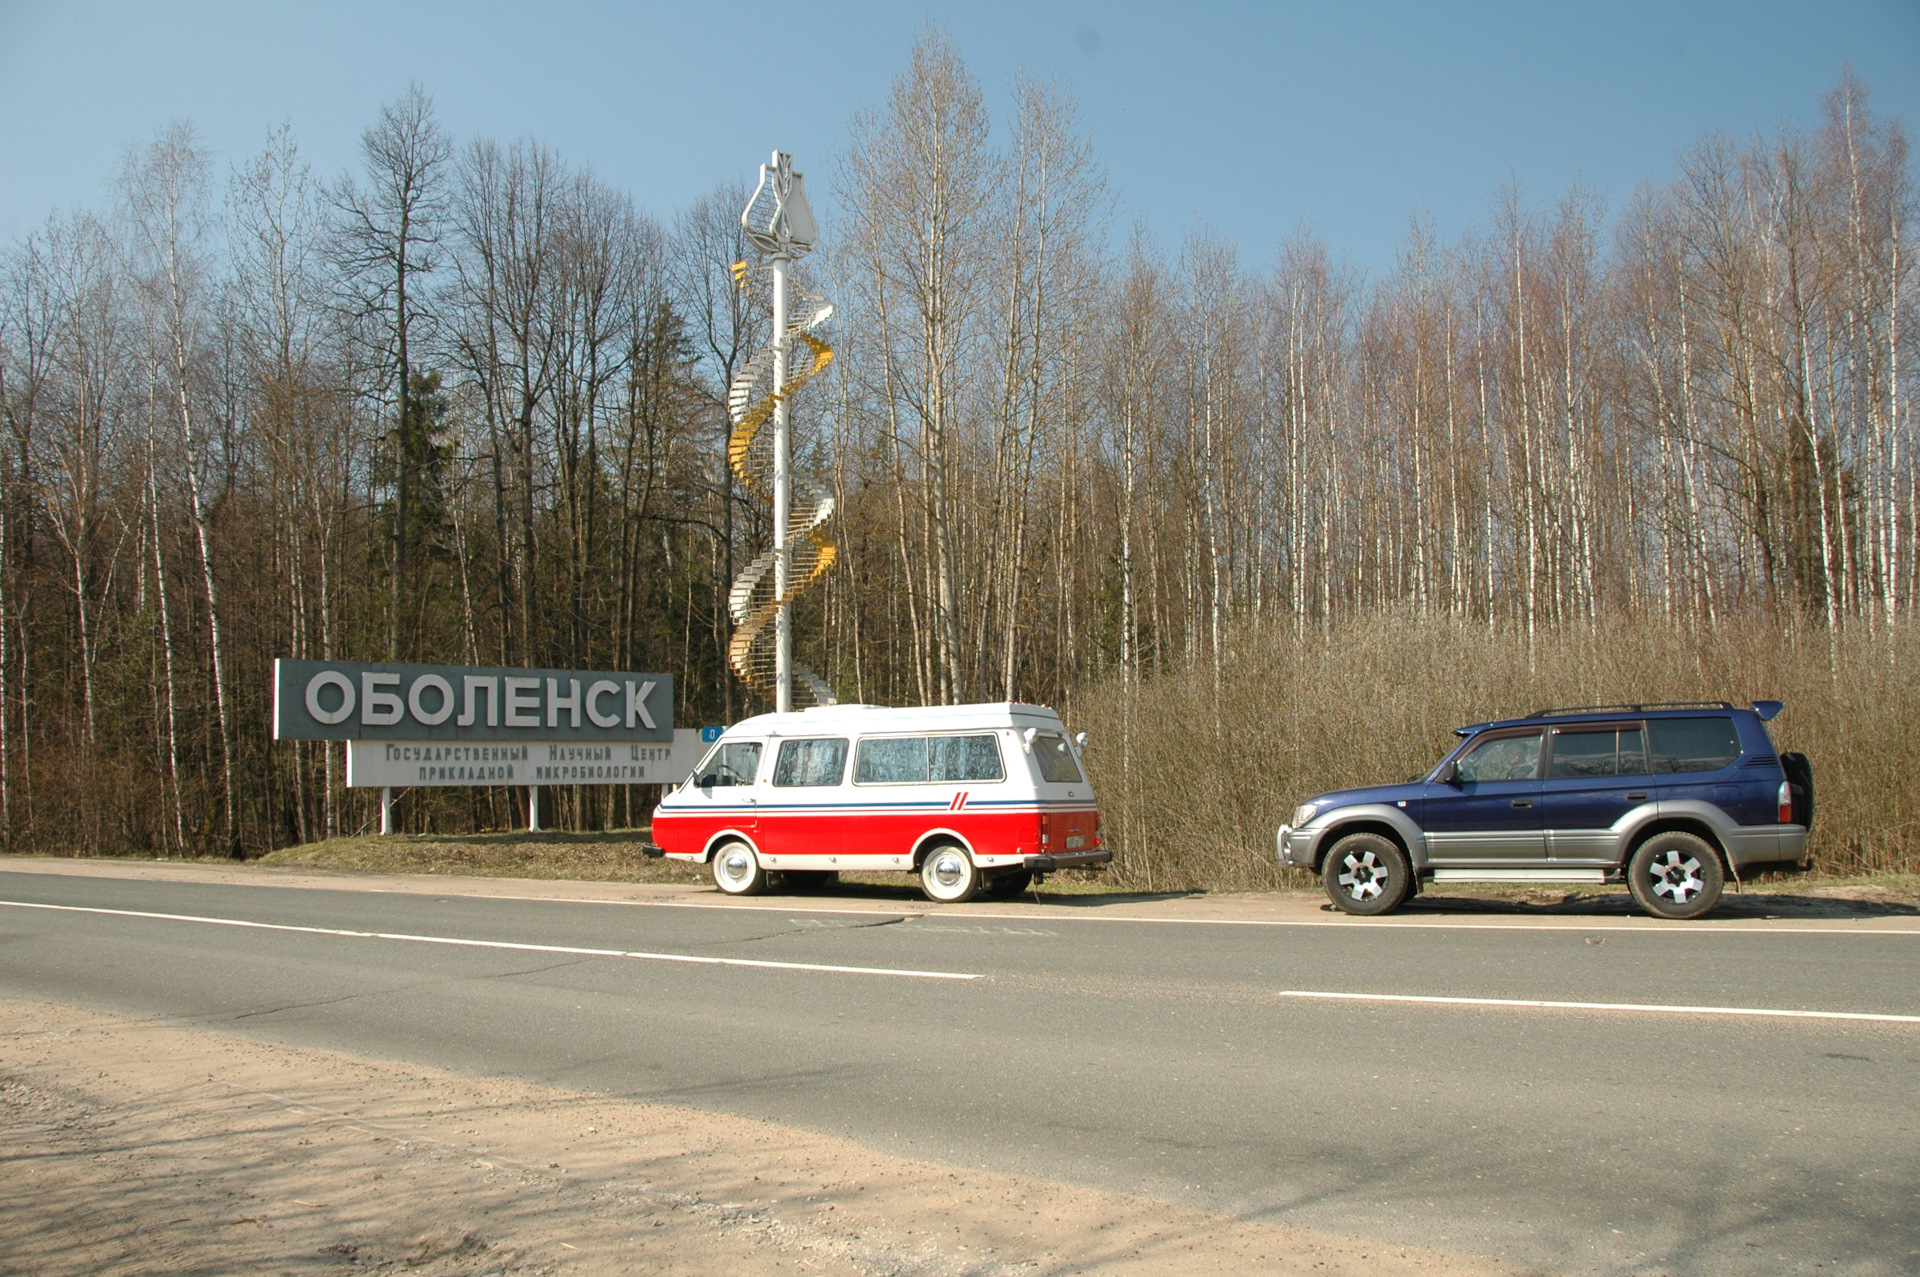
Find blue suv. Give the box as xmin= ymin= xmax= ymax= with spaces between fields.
xmin=1276 ymin=701 xmax=1813 ymax=920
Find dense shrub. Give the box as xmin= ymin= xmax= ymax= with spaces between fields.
xmin=1076 ymin=612 xmax=1918 ymax=890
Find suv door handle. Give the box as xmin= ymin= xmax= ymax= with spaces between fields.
xmin=1626 ymin=792 xmax=1648 ymax=801
xmin=1511 ymin=799 xmax=1533 ymax=809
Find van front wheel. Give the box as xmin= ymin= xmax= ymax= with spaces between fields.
xmin=711 ymin=841 xmax=767 ymax=896
xmin=920 ymin=844 xmax=980 ymax=903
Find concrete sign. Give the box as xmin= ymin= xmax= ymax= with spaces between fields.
xmin=346 ymin=732 xmax=708 ymax=788
xmin=273 ymin=660 xmax=673 ymax=743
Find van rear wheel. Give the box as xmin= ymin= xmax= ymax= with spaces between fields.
xmin=711 ymin=841 xmax=767 ymax=896
xmin=919 ymin=844 xmax=980 ymax=903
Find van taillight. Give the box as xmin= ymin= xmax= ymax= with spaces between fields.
xmin=1040 ymin=814 xmax=1051 ymax=846
xmin=1778 ymin=781 xmax=1793 ymax=823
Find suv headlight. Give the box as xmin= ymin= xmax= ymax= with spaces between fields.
xmin=1293 ymin=802 xmax=1323 ymax=826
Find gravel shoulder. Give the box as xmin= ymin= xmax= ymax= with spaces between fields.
xmin=1 ymin=997 xmax=1525 ymax=1276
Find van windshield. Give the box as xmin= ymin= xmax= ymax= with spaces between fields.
xmin=1032 ymin=733 xmax=1083 ymax=784
xmin=692 ymin=741 xmax=761 ymax=788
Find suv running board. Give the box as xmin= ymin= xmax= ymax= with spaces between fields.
xmin=1429 ymin=868 xmax=1608 ymax=884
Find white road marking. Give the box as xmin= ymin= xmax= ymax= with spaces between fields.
xmin=1278 ymin=989 xmax=1920 ymax=1024
xmin=474 ymin=895 xmax=1920 ymax=937
xmin=0 ymin=900 xmax=980 ymax=981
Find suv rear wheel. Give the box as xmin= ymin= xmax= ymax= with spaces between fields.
xmin=1322 ymin=833 xmax=1410 ymax=916
xmin=1627 ymin=831 xmax=1723 ymax=920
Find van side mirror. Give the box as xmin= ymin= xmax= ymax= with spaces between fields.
xmin=1074 ymin=732 xmax=1089 ymax=752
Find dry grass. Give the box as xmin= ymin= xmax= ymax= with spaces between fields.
xmin=1079 ymin=611 xmax=1920 ymax=892
xmin=256 ymin=830 xmax=708 ymax=884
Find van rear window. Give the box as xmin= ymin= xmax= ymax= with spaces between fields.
xmin=1647 ymin=717 xmax=1740 ymax=774
xmin=854 ymin=735 xmax=1004 ymax=784
xmin=1033 ymin=734 xmax=1083 ymax=784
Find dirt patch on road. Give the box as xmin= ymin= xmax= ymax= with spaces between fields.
xmin=0 ymin=998 xmax=1529 ymax=1276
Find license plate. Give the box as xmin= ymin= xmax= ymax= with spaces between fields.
xmin=1065 ymin=835 xmax=1085 ymax=849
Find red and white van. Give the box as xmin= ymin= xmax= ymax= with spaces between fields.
xmin=648 ymin=703 xmax=1107 ymax=902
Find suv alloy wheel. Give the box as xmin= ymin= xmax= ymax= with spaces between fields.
xmin=1626 ymin=831 xmax=1723 ymax=920
xmin=1322 ymin=832 xmax=1411 ymax=916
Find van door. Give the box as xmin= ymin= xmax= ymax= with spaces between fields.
xmin=1029 ymin=731 xmax=1097 ymax=854
xmin=763 ymin=737 xmax=849 ymax=865
xmin=683 ymin=739 xmax=761 ymax=846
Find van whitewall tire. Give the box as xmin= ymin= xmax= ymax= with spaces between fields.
xmin=919 ymin=843 xmax=981 ymax=903
xmin=1322 ymin=832 xmax=1410 ymax=916
xmin=1627 ymin=832 xmax=1723 ymax=920
xmin=711 ymin=840 xmax=768 ymax=896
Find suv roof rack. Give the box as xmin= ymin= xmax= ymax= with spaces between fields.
xmin=1526 ymin=700 xmax=1735 ymax=718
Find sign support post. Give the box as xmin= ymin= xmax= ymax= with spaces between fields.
xmin=380 ymin=786 xmax=393 ymax=835
xmin=529 ymin=786 xmax=542 ymax=833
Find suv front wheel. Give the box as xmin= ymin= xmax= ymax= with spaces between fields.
xmin=1627 ymin=831 xmax=1724 ymax=920
xmin=1322 ymin=833 xmax=1411 ymax=916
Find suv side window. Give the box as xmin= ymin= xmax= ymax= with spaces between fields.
xmin=772 ymin=738 xmax=849 ymax=787
xmin=1456 ymin=732 xmax=1542 ymax=782
xmin=1647 ymin=717 xmax=1740 ymax=774
xmin=1549 ymin=727 xmax=1649 ymax=778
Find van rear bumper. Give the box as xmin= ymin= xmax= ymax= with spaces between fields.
xmin=1022 ymin=848 xmax=1111 ymax=873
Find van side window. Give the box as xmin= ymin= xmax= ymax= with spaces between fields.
xmin=1647 ymin=717 xmax=1740 ymax=773
xmin=930 ymin=735 xmax=1004 ymax=782
xmin=773 ymin=738 xmax=848 ymax=787
xmin=1032 ymin=733 xmax=1083 ymax=784
xmin=854 ymin=735 xmax=1005 ymax=784
xmin=855 ymin=737 xmax=929 ymax=784
xmin=693 ymin=741 xmax=761 ymax=787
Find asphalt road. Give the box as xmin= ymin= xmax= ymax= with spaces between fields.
xmin=3 ymin=867 xmax=1917 ymax=1276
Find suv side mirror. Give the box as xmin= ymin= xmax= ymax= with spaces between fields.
xmin=1437 ymin=763 xmax=1461 ymax=786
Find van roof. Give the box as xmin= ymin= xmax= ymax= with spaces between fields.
xmin=724 ymin=701 xmax=1067 ymax=737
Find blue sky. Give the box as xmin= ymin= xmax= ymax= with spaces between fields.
xmin=1 ymin=1 xmax=1915 ymax=279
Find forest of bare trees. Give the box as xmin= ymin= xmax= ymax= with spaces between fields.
xmin=0 ymin=32 xmax=1912 ymax=871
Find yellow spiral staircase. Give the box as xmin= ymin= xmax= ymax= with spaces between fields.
xmin=725 ymin=269 xmax=838 ymax=706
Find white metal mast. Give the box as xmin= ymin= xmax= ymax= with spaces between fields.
xmin=740 ymin=152 xmax=820 ymax=713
